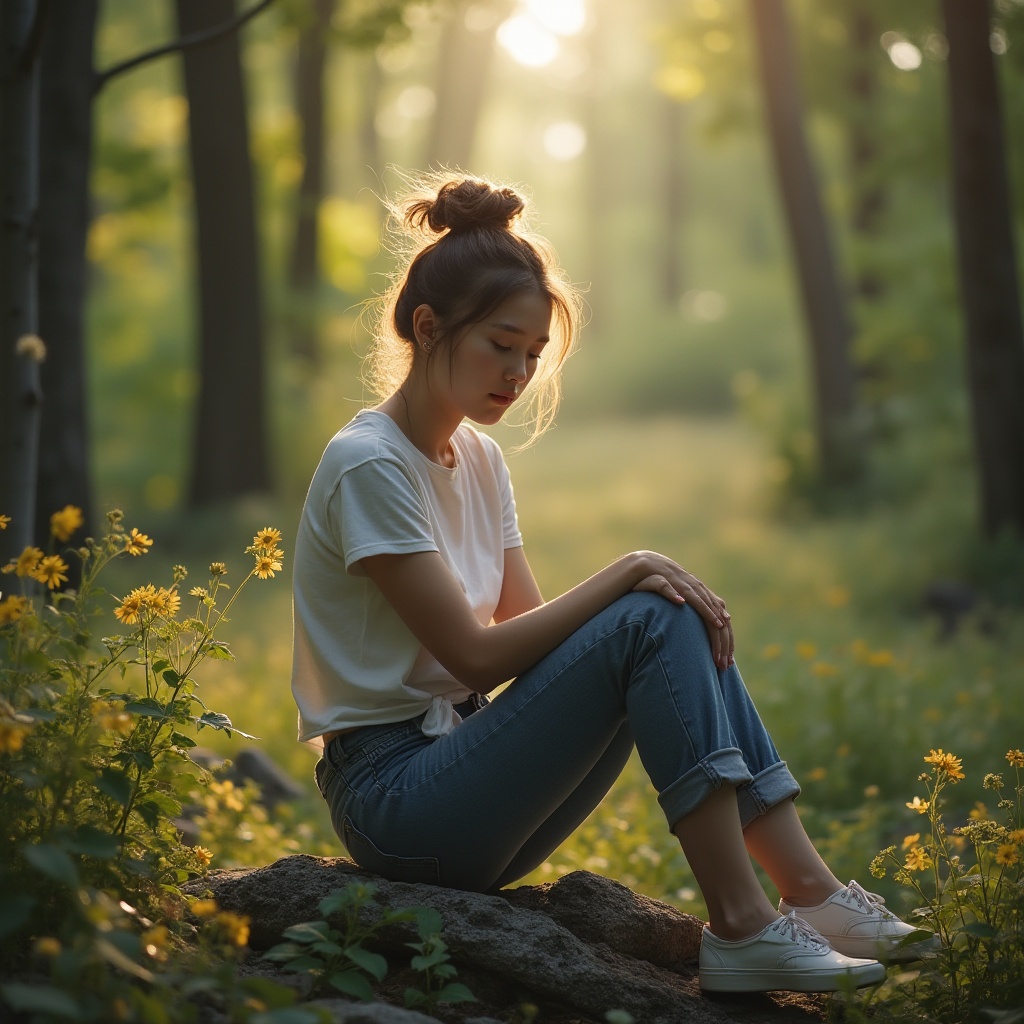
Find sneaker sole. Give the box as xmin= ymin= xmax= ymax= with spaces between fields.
xmin=699 ymin=961 xmax=887 ymax=993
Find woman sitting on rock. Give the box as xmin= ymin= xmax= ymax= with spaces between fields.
xmin=290 ymin=174 xmax=931 ymax=994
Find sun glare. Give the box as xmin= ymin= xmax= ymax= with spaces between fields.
xmin=543 ymin=120 xmax=587 ymax=161
xmin=497 ymin=0 xmax=586 ymax=69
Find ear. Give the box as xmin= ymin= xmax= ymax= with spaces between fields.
xmin=411 ymin=304 xmax=438 ymax=351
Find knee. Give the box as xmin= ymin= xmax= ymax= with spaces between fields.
xmin=614 ymin=591 xmax=708 ymax=644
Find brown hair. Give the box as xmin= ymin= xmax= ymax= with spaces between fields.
xmin=365 ymin=173 xmax=583 ymax=445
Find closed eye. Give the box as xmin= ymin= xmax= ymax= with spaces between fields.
xmin=491 ymin=341 xmax=512 ymax=353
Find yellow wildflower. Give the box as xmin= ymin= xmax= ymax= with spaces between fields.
xmin=811 ymin=661 xmax=840 ymax=678
xmin=114 ymin=591 xmax=144 ymax=626
xmin=0 ymin=721 xmax=30 ymax=753
xmin=823 ymin=585 xmax=850 ymax=608
xmin=149 ymin=587 xmax=180 ymax=619
xmin=189 ymin=586 xmax=208 ymax=599
xmin=194 ymin=846 xmax=213 ymax=867
xmin=863 ymin=785 xmax=880 ymax=799
xmin=94 ymin=703 xmax=133 ymax=735
xmin=33 ymin=937 xmax=61 ymax=957
xmin=796 ymin=641 xmax=817 ymax=660
xmin=904 ymin=845 xmax=933 ymax=872
xmin=760 ymin=643 xmax=782 ymax=660
xmin=124 ymin=528 xmax=153 ymax=556
xmin=191 ymin=899 xmax=218 ymax=918
xmin=807 ymin=767 xmax=828 ymax=782
xmin=253 ymin=527 xmax=282 ymax=550
xmin=995 ymin=844 xmax=1019 ymax=867
xmin=902 ymin=833 xmax=921 ymax=849
xmin=209 ymin=562 xmax=227 ymax=576
xmin=254 ymin=551 xmax=283 ymax=580
xmin=214 ymin=911 xmax=250 ymax=947
xmin=0 ymin=514 xmax=10 ymax=529
xmin=968 ymin=801 xmax=989 ymax=821
xmin=866 ymin=649 xmax=894 ymax=668
xmin=0 ymin=595 xmax=28 ymax=623
xmin=924 ymin=748 xmax=965 ymax=782
xmin=906 ymin=796 xmax=930 ymax=814
xmin=141 ymin=925 xmax=169 ymax=961
xmin=32 ymin=555 xmax=69 ymax=590
xmin=49 ymin=505 xmax=83 ymax=542
xmin=14 ymin=547 xmax=43 ymax=577
xmin=1007 ymin=749 xmax=1024 ymax=768
xmin=1009 ymin=829 xmax=1024 ymax=844
xmin=984 ymin=773 xmax=1004 ymax=790
xmin=15 ymin=333 xmax=46 ymax=362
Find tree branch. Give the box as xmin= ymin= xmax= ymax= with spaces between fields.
xmin=93 ymin=0 xmax=277 ymax=95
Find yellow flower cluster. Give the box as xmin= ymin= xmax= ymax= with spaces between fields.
xmin=924 ymin=748 xmax=965 ymax=782
xmin=1007 ymin=749 xmax=1024 ymax=768
xmin=0 ymin=595 xmax=28 ymax=623
xmin=124 ymin=528 xmax=153 ymax=557
xmin=0 ymin=719 xmax=31 ymax=754
xmin=2 ymin=546 xmax=69 ymax=590
xmin=91 ymin=700 xmax=133 ymax=735
xmin=114 ymin=584 xmax=181 ymax=625
xmin=249 ymin=527 xmax=284 ymax=580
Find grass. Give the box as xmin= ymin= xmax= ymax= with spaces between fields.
xmin=99 ymin=413 xmax=1024 ymax=917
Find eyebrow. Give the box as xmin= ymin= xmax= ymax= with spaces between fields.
xmin=488 ymin=321 xmax=550 ymax=342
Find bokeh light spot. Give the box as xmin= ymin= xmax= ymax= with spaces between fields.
xmin=543 ymin=121 xmax=587 ymax=161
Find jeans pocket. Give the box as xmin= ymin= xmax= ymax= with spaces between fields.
xmin=314 ymin=756 xmax=336 ymax=797
xmin=341 ymin=815 xmax=441 ymax=886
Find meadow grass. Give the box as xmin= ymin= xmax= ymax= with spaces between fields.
xmin=99 ymin=414 xmax=1024 ymax=920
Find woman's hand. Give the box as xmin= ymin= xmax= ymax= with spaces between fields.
xmin=630 ymin=552 xmax=735 ymax=671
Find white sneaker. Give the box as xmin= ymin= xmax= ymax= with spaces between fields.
xmin=779 ymin=880 xmax=940 ymax=962
xmin=698 ymin=911 xmax=886 ymax=993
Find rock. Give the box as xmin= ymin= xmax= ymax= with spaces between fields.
xmin=185 ymin=856 xmax=826 ymax=1024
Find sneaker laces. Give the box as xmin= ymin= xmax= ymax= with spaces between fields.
xmin=843 ymin=879 xmax=898 ymax=919
xmin=775 ymin=910 xmax=831 ymax=952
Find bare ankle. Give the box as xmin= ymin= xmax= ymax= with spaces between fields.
xmin=708 ymin=905 xmax=779 ymax=942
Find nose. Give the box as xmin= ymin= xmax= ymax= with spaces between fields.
xmin=506 ymin=352 xmax=528 ymax=383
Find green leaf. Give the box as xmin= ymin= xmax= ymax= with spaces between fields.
xmin=344 ymin=945 xmax=388 ymax=981
xmin=310 ymin=939 xmax=344 ymax=956
xmin=282 ymin=921 xmax=330 ymax=944
xmin=94 ymin=766 xmax=133 ymax=805
xmin=0 ymin=895 xmax=35 ymax=939
xmin=403 ymin=988 xmax=427 ymax=1008
xmin=961 ymin=921 xmax=998 ymax=939
xmin=124 ymin=697 xmax=170 ymax=720
xmin=204 ymin=641 xmax=234 ymax=661
xmin=328 ymin=971 xmax=376 ymax=1001
xmin=21 ymin=843 xmax=80 ymax=889
xmin=262 ymin=942 xmax=308 ymax=962
xmin=151 ymin=658 xmax=170 ymax=674
xmin=171 ymin=731 xmax=197 ymax=749
xmin=437 ymin=982 xmax=477 ymax=1004
xmin=1 ymin=982 xmax=83 ymax=1019
xmin=161 ymin=668 xmax=181 ymax=687
xmin=95 ymin=937 xmax=154 ymax=982
xmin=66 ymin=826 xmax=120 ymax=859
xmin=414 ymin=907 xmax=443 ymax=938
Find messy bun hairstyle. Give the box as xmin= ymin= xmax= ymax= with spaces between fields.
xmin=366 ymin=173 xmax=583 ymax=445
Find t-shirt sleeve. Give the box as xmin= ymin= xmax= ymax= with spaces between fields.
xmin=488 ymin=440 xmax=522 ymax=549
xmin=330 ymin=456 xmax=438 ymax=574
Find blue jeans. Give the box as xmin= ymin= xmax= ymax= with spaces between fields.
xmin=314 ymin=594 xmax=799 ymax=893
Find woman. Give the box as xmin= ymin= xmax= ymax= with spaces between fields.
xmin=291 ymin=176 xmax=926 ymax=994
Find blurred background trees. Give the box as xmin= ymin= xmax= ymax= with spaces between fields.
xmin=3 ymin=0 xmax=1024 ymax=586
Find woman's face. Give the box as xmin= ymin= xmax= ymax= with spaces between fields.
xmin=430 ymin=289 xmax=552 ymax=426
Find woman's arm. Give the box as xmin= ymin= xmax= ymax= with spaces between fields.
xmin=360 ymin=547 xmax=734 ymax=693
xmin=493 ymin=546 xmax=545 ymax=622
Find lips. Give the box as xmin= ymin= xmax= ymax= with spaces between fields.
xmin=490 ymin=392 xmax=516 ymax=405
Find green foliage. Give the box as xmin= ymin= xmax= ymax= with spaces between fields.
xmin=0 ymin=509 xmax=307 ymax=1023
xmin=863 ymin=751 xmax=1024 ymax=1023
xmin=264 ymin=881 xmax=476 ymax=1010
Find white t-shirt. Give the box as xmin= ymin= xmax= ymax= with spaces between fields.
xmin=291 ymin=409 xmax=523 ymax=747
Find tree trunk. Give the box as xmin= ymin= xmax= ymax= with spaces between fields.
xmin=33 ymin=0 xmax=99 ymax=552
xmin=288 ymin=0 xmax=332 ymax=365
xmin=942 ymin=0 xmax=1024 ymax=538
xmin=748 ymin=0 xmax=862 ymax=484
xmin=425 ymin=1 xmax=500 ymax=170
xmin=0 ymin=0 xmax=43 ymax=559
xmin=176 ymin=0 xmax=271 ymax=506
xmin=847 ymin=5 xmax=884 ymax=301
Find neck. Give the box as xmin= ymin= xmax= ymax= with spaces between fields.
xmin=380 ymin=382 xmax=460 ymax=467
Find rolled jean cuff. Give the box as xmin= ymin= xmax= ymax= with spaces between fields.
xmin=657 ymin=747 xmax=754 ymax=831
xmin=656 ymin=750 xmax=801 ymax=832
xmin=737 ymin=761 xmax=801 ymax=829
